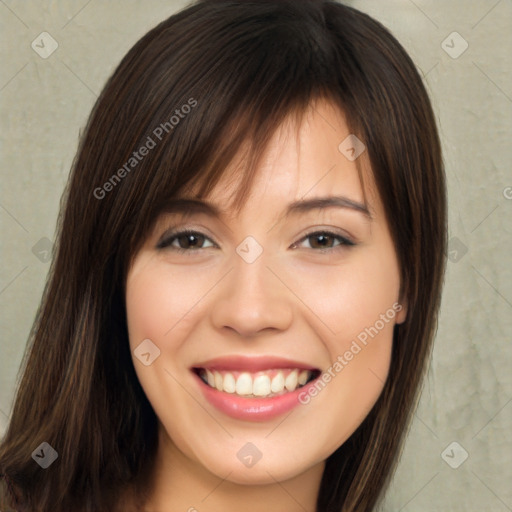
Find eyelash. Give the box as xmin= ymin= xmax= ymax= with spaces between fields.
xmin=156 ymin=228 xmax=356 ymax=254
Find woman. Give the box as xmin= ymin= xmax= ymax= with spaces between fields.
xmin=0 ymin=0 xmax=447 ymax=510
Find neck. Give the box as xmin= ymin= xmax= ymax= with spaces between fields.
xmin=142 ymin=426 xmax=325 ymax=512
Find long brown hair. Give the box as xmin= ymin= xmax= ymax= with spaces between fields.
xmin=0 ymin=1 xmax=447 ymax=510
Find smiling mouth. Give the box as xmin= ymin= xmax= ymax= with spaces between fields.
xmin=193 ymin=368 xmax=321 ymax=398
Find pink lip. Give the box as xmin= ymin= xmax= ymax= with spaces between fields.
xmin=192 ymin=373 xmax=320 ymax=421
xmin=190 ymin=356 xmax=321 ymax=422
xmin=192 ymin=355 xmax=318 ymax=372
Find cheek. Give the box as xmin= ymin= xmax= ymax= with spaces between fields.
xmin=125 ymin=260 xmax=208 ymax=432
xmin=284 ymin=241 xmax=399 ymax=440
xmin=293 ymin=260 xmax=398 ymax=457
xmin=125 ymin=259 xmax=208 ymax=350
xmin=337 ymin=253 xmax=400 ymax=354
xmin=285 ymin=245 xmax=401 ymax=349
xmin=125 ymin=274 xmax=169 ymax=348
xmin=125 ymin=258 xmax=221 ymax=414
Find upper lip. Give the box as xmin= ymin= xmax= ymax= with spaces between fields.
xmin=192 ymin=355 xmax=320 ymax=372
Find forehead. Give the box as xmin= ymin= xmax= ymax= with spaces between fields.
xmin=179 ymin=98 xmax=379 ymax=222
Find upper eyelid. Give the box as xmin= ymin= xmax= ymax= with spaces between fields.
xmin=156 ymin=224 xmax=219 ymax=245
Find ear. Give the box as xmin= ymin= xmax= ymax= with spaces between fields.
xmin=394 ymin=296 xmax=408 ymax=325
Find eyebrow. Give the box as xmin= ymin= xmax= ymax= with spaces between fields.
xmin=284 ymin=196 xmax=371 ymax=219
xmin=160 ymin=196 xmax=372 ymax=220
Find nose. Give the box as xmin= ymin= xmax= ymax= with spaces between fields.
xmin=209 ymin=252 xmax=293 ymax=338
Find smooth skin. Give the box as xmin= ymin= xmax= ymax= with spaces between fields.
xmin=125 ymin=98 xmax=407 ymax=512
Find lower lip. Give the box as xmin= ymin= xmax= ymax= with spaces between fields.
xmin=193 ymin=371 xmax=318 ymax=421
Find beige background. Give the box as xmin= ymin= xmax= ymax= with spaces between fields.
xmin=1 ymin=1 xmax=511 ymax=510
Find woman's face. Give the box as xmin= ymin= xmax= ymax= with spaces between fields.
xmin=125 ymin=99 xmax=407 ymax=485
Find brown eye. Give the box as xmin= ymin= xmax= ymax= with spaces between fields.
xmin=157 ymin=230 xmax=216 ymax=252
xmin=309 ymin=233 xmax=336 ymax=249
xmin=292 ymin=231 xmax=355 ymax=251
xmin=175 ymin=232 xmax=205 ymax=249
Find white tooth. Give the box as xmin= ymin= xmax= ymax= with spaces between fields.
xmin=223 ymin=372 xmax=236 ymax=393
xmin=270 ymin=371 xmax=285 ymax=393
xmin=206 ymin=369 xmax=215 ymax=387
xmin=214 ymin=371 xmax=223 ymax=391
xmin=236 ymin=372 xmax=253 ymax=395
xmin=285 ymin=369 xmax=298 ymax=391
xmin=298 ymin=370 xmax=309 ymax=386
xmin=253 ymin=375 xmax=271 ymax=396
